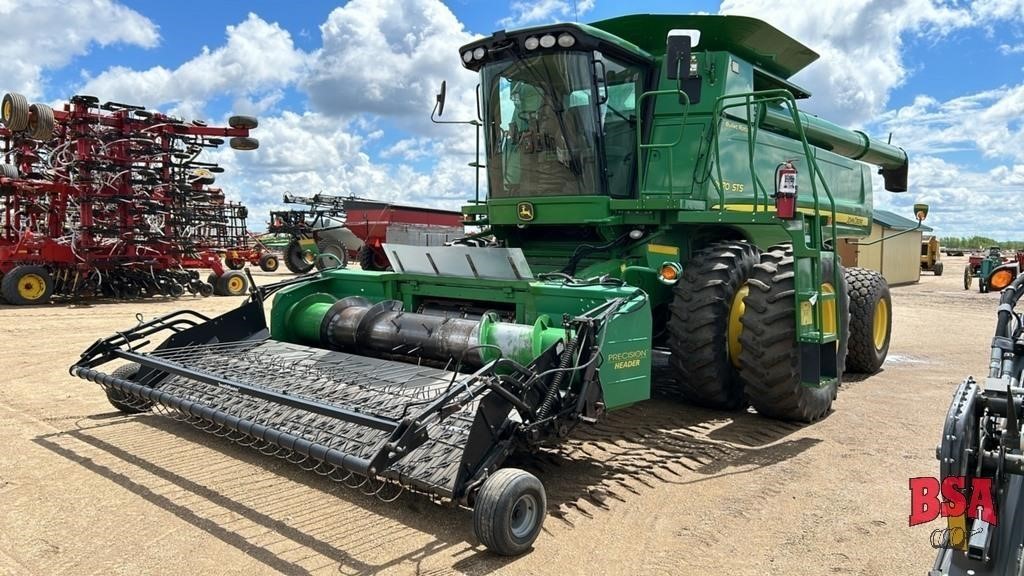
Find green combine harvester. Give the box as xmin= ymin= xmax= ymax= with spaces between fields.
xmin=73 ymin=14 xmax=919 ymax=555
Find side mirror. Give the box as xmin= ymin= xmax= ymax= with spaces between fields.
xmin=913 ymin=203 xmax=929 ymax=222
xmin=665 ymin=30 xmax=701 ymax=105
xmin=435 ymin=81 xmax=447 ymax=118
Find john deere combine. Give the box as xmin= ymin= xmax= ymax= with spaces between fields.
xmin=72 ymin=15 xmax=914 ymax=554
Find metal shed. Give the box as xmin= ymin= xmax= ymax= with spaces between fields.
xmin=837 ymin=209 xmax=933 ymax=286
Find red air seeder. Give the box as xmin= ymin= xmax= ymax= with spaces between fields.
xmin=0 ymin=92 xmax=259 ymax=304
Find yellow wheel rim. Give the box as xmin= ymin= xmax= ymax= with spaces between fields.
xmin=227 ymin=276 xmax=244 ymax=294
xmin=18 ymin=273 xmax=46 ymax=300
xmin=2 ymin=100 xmax=10 ymax=122
xmin=820 ymin=283 xmax=837 ymax=336
xmin=267 ymin=257 xmax=277 ymax=268
xmin=872 ymin=298 xmax=889 ymax=350
xmin=727 ymin=283 xmax=748 ymax=367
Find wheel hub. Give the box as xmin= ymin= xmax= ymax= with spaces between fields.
xmin=727 ymin=283 xmax=748 ymax=367
xmin=509 ymin=493 xmax=538 ymax=539
xmin=18 ymin=273 xmax=45 ymax=300
xmin=872 ymin=298 xmax=889 ymax=350
xmin=227 ymin=277 xmax=244 ymax=293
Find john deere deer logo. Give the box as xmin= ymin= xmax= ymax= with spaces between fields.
xmin=517 ymin=202 xmax=534 ymax=221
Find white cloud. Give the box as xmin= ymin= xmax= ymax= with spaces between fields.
xmin=0 ymin=0 xmax=159 ymax=99
xmin=498 ymin=0 xmax=596 ymax=28
xmin=78 ymin=13 xmax=306 ymax=119
xmin=302 ymin=0 xmax=480 ymax=131
xmin=719 ymin=0 xmax=973 ymax=126
xmin=999 ymin=43 xmax=1024 ymax=54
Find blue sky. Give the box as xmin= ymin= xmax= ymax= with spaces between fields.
xmin=3 ymin=0 xmax=1024 ymax=237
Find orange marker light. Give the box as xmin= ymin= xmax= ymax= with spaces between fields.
xmin=989 ymin=269 xmax=1014 ymax=291
xmin=658 ymin=262 xmax=682 ymax=285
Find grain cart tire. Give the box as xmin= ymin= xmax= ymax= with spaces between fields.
xmin=315 ymin=240 xmax=348 ymax=270
xmin=225 ymin=258 xmax=245 ymax=270
xmin=0 ymin=164 xmax=18 ymax=178
xmin=229 ymin=137 xmax=259 ymax=151
xmin=473 ymin=468 xmax=546 ymax=556
xmin=228 ymin=115 xmax=259 ymax=130
xmin=216 ymin=270 xmax=249 ymax=296
xmin=28 ymin=103 xmax=54 ymax=141
xmin=844 ymin=267 xmax=891 ymax=374
xmin=964 ymin=265 xmax=973 ymax=290
xmin=258 ymin=253 xmax=279 ymax=272
xmin=284 ymin=240 xmax=314 ymax=274
xmin=358 ymin=244 xmax=390 ymax=271
xmin=1 ymin=265 xmax=54 ymax=305
xmin=667 ymin=241 xmax=760 ymax=410
xmin=1 ymin=93 xmax=30 ymax=131
xmin=105 ymin=363 xmax=153 ymax=414
xmin=738 ymin=245 xmax=849 ymax=422
xmin=933 ymin=261 xmax=944 ymax=276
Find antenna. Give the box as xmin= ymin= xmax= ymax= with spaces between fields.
xmin=573 ymin=0 xmax=578 ymax=21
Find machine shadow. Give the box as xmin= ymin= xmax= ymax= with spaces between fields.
xmin=37 ymin=366 xmax=820 ymax=574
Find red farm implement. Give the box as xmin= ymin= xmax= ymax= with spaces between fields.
xmin=0 ymin=92 xmax=258 ymax=305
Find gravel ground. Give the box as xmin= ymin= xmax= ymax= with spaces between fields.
xmin=0 ymin=257 xmax=996 ymax=575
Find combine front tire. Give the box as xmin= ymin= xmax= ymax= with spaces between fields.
xmin=105 ymin=363 xmax=153 ymax=414
xmin=844 ymin=267 xmax=891 ymax=374
xmin=1 ymin=265 xmax=53 ymax=305
xmin=473 ymin=468 xmax=546 ymax=556
xmin=737 ymin=245 xmax=849 ymax=422
xmin=667 ymin=241 xmax=759 ymax=410
xmin=258 ymin=253 xmax=279 ymax=272
xmin=284 ymin=240 xmax=314 ymax=274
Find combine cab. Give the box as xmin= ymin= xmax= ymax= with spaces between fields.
xmin=73 ymin=14 xmax=916 ymax=554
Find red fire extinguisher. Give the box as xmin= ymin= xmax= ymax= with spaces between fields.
xmin=774 ymin=160 xmax=798 ymax=219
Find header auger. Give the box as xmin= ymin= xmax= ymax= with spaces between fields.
xmin=0 ymin=92 xmax=258 ymax=304
xmin=73 ymin=14 xmax=918 ymax=554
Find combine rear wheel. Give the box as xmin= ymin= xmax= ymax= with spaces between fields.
xmin=284 ymin=240 xmax=314 ymax=274
xmin=258 ymin=253 xmax=279 ymax=272
xmin=473 ymin=468 xmax=546 ymax=556
xmin=1 ymin=265 xmax=53 ymax=305
xmin=844 ymin=267 xmax=891 ymax=374
xmin=105 ymin=363 xmax=153 ymax=414
xmin=314 ymin=240 xmax=347 ymax=270
xmin=667 ymin=241 xmax=759 ymax=410
xmin=738 ymin=245 xmax=849 ymax=422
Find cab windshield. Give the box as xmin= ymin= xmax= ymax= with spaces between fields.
xmin=482 ymin=51 xmax=644 ymax=199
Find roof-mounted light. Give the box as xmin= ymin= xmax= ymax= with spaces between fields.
xmin=524 ymin=36 xmax=539 ymax=50
xmin=462 ymin=50 xmax=473 ymax=63
xmin=539 ymin=34 xmax=556 ymax=48
xmin=557 ymin=33 xmax=575 ymax=48
xmin=473 ymin=47 xmax=486 ymax=60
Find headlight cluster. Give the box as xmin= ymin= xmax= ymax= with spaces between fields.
xmin=524 ymin=33 xmax=575 ymax=50
xmin=462 ymin=46 xmax=487 ymax=62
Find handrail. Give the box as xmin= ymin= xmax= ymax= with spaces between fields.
xmin=635 ymin=89 xmax=691 ymax=197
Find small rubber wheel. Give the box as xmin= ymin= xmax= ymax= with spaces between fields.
xmin=229 ymin=137 xmax=259 ymax=151
xmin=225 ymin=258 xmax=245 ymax=270
xmin=315 ymin=240 xmax=347 ymax=270
xmin=167 ymin=282 xmax=185 ymax=298
xmin=28 ymin=103 xmax=54 ymax=140
xmin=933 ymin=261 xmax=943 ymax=276
xmin=964 ymin=265 xmax=973 ymax=290
xmin=258 ymin=253 xmax=279 ymax=272
xmin=1 ymin=93 xmax=30 ymax=131
xmin=198 ymin=282 xmax=214 ymax=297
xmin=216 ymin=270 xmax=249 ymax=296
xmin=228 ymin=115 xmax=259 ymax=130
xmin=1 ymin=265 xmax=53 ymax=305
xmin=473 ymin=469 xmax=546 ymax=556
xmin=105 ymin=363 xmax=153 ymax=414
xmin=844 ymin=267 xmax=891 ymax=374
xmin=284 ymin=240 xmax=314 ymax=274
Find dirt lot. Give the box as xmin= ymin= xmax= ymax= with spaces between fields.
xmin=0 ymin=257 xmax=998 ymax=575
